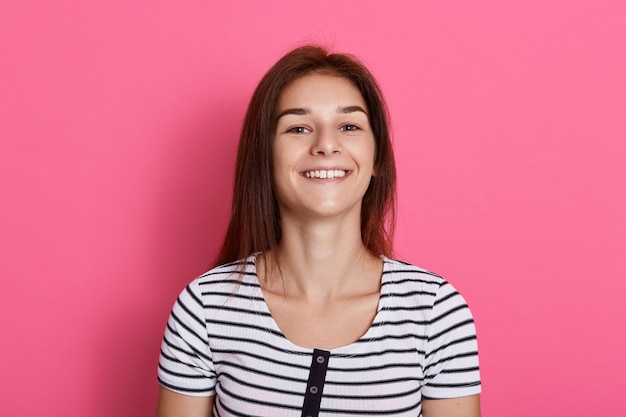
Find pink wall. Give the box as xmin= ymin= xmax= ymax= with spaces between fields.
xmin=1 ymin=1 xmax=624 ymax=416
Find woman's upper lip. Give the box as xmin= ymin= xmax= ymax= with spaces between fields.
xmin=299 ymin=166 xmax=350 ymax=172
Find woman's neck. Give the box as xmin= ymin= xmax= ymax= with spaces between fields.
xmin=262 ymin=216 xmax=381 ymax=300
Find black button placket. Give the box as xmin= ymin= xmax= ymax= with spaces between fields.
xmin=301 ymin=349 xmax=330 ymax=417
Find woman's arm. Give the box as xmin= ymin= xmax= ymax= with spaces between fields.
xmin=156 ymin=386 xmax=215 ymax=417
xmin=422 ymin=394 xmax=480 ymax=417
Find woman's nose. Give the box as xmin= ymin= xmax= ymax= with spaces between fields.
xmin=311 ymin=128 xmax=341 ymax=155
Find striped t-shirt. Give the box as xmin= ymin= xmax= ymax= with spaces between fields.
xmin=158 ymin=254 xmax=481 ymax=416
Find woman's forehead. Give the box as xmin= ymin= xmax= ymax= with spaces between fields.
xmin=275 ymin=73 xmax=368 ymax=114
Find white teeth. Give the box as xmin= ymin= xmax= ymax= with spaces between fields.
xmin=304 ymin=170 xmax=346 ymax=179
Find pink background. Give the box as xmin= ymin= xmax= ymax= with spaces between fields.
xmin=1 ymin=1 xmax=625 ymax=416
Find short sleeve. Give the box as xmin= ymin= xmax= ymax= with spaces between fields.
xmin=422 ymin=280 xmax=481 ymax=399
xmin=157 ymin=279 xmax=216 ymax=396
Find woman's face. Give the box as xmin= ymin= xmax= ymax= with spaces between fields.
xmin=272 ymin=73 xmax=376 ymax=223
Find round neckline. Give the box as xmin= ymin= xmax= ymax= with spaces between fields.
xmin=248 ymin=253 xmax=393 ymax=354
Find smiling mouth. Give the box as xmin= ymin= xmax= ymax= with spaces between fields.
xmin=302 ymin=169 xmax=347 ymax=179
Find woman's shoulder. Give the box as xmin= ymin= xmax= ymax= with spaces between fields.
xmin=381 ymin=256 xmax=446 ymax=286
xmin=381 ymin=256 xmax=471 ymax=300
xmin=177 ymin=255 xmax=261 ymax=301
xmin=380 ymin=257 xmax=474 ymax=315
xmin=195 ymin=254 xmax=258 ymax=283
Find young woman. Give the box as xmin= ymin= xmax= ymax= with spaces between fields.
xmin=157 ymin=45 xmax=481 ymax=417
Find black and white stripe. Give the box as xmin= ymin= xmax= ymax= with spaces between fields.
xmin=158 ymin=255 xmax=481 ymax=416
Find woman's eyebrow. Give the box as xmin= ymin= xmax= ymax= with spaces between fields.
xmin=338 ymin=105 xmax=368 ymax=115
xmin=276 ymin=107 xmax=310 ymax=120
xmin=275 ymin=105 xmax=368 ymax=121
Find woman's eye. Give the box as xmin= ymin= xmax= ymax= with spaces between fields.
xmin=341 ymin=124 xmax=360 ymax=132
xmin=287 ymin=126 xmax=309 ymax=134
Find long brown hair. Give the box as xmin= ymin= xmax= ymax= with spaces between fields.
xmin=215 ymin=44 xmax=396 ymax=266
